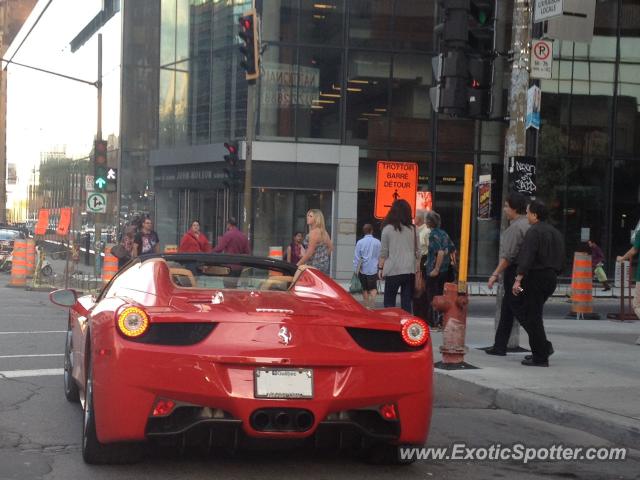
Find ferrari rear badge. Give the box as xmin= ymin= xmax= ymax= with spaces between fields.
xmin=278 ymin=326 xmax=292 ymax=345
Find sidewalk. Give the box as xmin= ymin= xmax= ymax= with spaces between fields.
xmin=431 ymin=316 xmax=640 ymax=449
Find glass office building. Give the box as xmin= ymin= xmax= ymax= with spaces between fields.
xmin=8 ymin=0 xmax=640 ymax=280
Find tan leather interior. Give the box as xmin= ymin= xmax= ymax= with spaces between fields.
xmin=170 ymin=267 xmax=196 ymax=288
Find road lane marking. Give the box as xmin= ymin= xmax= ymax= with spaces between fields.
xmin=0 ymin=368 xmax=64 ymax=379
xmin=0 ymin=331 xmax=66 ymax=335
xmin=0 ymin=354 xmax=63 ymax=358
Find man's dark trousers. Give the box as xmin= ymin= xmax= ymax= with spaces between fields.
xmin=519 ymin=268 xmax=557 ymax=363
xmin=492 ymin=264 xmax=523 ymax=353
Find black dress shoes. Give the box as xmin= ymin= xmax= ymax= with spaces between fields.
xmin=525 ymin=344 xmax=554 ymax=361
xmin=521 ymin=358 xmax=549 ymax=367
xmin=485 ymin=347 xmax=506 ymax=356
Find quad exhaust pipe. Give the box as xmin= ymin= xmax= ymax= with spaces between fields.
xmin=250 ymin=408 xmax=314 ymax=432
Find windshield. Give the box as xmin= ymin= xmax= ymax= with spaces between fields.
xmin=164 ymin=257 xmax=296 ymax=291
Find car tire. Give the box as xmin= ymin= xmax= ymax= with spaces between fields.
xmin=364 ymin=443 xmax=418 ymax=465
xmin=63 ymin=327 xmax=80 ymax=403
xmin=42 ymin=265 xmax=53 ymax=277
xmin=82 ymin=354 xmax=142 ymax=464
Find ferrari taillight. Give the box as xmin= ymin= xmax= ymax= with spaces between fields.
xmin=401 ymin=319 xmax=429 ymax=347
xmin=152 ymin=399 xmax=176 ymax=417
xmin=379 ymin=403 xmax=398 ymax=420
xmin=117 ymin=306 xmax=150 ymax=338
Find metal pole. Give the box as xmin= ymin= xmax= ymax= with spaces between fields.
xmin=458 ymin=164 xmax=474 ymax=294
xmin=495 ymin=0 xmax=531 ymax=349
xmin=243 ymin=82 xmax=255 ymax=249
xmin=94 ymin=34 xmax=103 ymax=283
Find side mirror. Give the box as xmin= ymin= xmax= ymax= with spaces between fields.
xmin=49 ymin=289 xmax=79 ymax=307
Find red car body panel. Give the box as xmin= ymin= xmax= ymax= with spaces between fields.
xmin=67 ymin=257 xmax=433 ymax=447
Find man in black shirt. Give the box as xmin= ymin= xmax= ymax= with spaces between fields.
xmin=512 ymin=200 xmax=564 ymax=367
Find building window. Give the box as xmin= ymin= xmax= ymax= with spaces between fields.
xmin=299 ymin=0 xmax=345 ymax=46
xmin=258 ymin=45 xmax=297 ymax=139
xmin=348 ymin=0 xmax=393 ymax=49
xmin=297 ymin=47 xmax=342 ymax=141
xmin=345 ymin=51 xmax=391 ymax=146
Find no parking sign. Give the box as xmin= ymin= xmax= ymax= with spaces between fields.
xmin=531 ymin=40 xmax=553 ymax=79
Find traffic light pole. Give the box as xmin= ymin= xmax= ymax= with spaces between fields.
xmin=495 ymin=0 xmax=531 ymax=350
xmin=243 ymin=81 xmax=256 ymax=249
xmin=94 ymin=34 xmax=103 ymax=282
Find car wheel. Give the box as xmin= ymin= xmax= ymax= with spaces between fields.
xmin=364 ymin=443 xmax=418 ymax=465
xmin=82 ymin=354 xmax=142 ymax=464
xmin=42 ymin=265 xmax=53 ymax=277
xmin=63 ymin=328 xmax=79 ymax=402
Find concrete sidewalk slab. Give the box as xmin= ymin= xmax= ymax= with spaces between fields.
xmin=432 ymin=317 xmax=640 ymax=449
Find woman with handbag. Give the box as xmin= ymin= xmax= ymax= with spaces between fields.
xmin=353 ymin=224 xmax=381 ymax=308
xmin=378 ymin=200 xmax=420 ymax=313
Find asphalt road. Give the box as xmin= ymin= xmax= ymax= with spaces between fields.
xmin=1 ymin=276 xmax=638 ymax=480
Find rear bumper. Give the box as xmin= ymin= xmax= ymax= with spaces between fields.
xmin=92 ymin=339 xmax=433 ymax=446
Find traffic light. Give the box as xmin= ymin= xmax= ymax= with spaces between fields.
xmin=106 ymin=167 xmax=118 ymax=193
xmin=223 ymin=142 xmax=242 ymax=191
xmin=238 ymin=10 xmax=259 ymax=81
xmin=93 ymin=139 xmax=108 ymax=191
xmin=431 ymin=0 xmax=496 ymax=119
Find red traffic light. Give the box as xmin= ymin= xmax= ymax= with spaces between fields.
xmin=241 ymin=18 xmax=251 ymax=30
xmin=224 ymin=142 xmax=237 ymax=154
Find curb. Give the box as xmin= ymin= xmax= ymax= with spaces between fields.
xmin=435 ymin=372 xmax=640 ymax=449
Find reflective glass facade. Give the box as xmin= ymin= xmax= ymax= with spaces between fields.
xmin=150 ymin=0 xmax=640 ymax=277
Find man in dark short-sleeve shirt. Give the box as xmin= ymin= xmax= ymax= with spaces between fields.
xmin=512 ymin=200 xmax=564 ymax=367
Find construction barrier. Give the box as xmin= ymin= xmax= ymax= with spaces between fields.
xmin=569 ymin=251 xmax=600 ymax=320
xmin=25 ymin=239 xmax=36 ymax=278
xmin=268 ymin=246 xmax=284 ymax=276
xmin=268 ymin=246 xmax=283 ymax=260
xmin=102 ymin=244 xmax=119 ymax=284
xmin=9 ymin=239 xmax=27 ymax=287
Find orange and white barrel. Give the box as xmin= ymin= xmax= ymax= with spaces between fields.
xmin=102 ymin=244 xmax=119 ymax=284
xmin=9 ymin=239 xmax=28 ymax=287
xmin=571 ymin=252 xmax=593 ymax=318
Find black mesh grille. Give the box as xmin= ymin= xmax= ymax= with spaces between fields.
xmin=346 ymin=327 xmax=425 ymax=353
xmin=131 ymin=323 xmax=216 ymax=346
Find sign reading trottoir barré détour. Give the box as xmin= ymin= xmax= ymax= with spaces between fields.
xmin=374 ymin=161 xmax=418 ymax=219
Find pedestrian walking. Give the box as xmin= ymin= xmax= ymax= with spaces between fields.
xmin=212 ymin=217 xmax=250 ymax=288
xmin=423 ymin=211 xmax=455 ymax=328
xmin=179 ymin=220 xmax=211 ymax=253
xmin=413 ymin=210 xmax=431 ymax=321
xmin=132 ymin=217 xmax=160 ymax=257
xmin=212 ymin=218 xmax=250 ymax=255
xmin=286 ymin=232 xmax=305 ymax=265
xmin=485 ymin=192 xmax=530 ymax=356
xmin=353 ymin=224 xmax=381 ymax=309
xmin=616 ymin=230 xmax=640 ymax=319
xmin=378 ymin=199 xmax=420 ymax=314
xmin=297 ymin=209 xmax=333 ymax=275
xmin=512 ymin=200 xmax=564 ymax=367
xmin=587 ymin=239 xmax=611 ymax=291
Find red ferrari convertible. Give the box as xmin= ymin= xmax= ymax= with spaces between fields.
xmin=50 ymin=254 xmax=433 ymax=464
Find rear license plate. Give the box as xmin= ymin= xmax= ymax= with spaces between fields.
xmin=254 ymin=368 xmax=313 ymax=399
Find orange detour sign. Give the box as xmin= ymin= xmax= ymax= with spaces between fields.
xmin=374 ymin=161 xmax=418 ymax=219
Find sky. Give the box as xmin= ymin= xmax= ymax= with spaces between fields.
xmin=5 ymin=0 xmax=122 ymax=207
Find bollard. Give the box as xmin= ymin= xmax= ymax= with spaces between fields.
xmin=9 ymin=239 xmax=27 ymax=287
xmin=567 ymin=251 xmax=600 ymax=320
xmin=25 ymin=239 xmax=36 ymax=278
xmin=102 ymin=244 xmax=119 ymax=284
xmin=433 ymin=282 xmax=470 ymax=367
